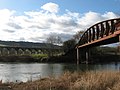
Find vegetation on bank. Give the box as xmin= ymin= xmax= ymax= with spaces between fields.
xmin=0 ymin=54 xmax=49 ymax=63
xmin=1 ymin=71 xmax=120 ymax=90
xmin=31 ymin=54 xmax=48 ymax=60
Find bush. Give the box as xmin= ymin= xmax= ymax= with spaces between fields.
xmin=31 ymin=54 xmax=48 ymax=59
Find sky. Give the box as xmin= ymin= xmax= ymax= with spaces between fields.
xmin=0 ymin=0 xmax=120 ymax=43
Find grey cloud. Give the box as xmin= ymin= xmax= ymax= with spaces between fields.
xmin=47 ymin=18 xmax=55 ymax=23
xmin=3 ymin=29 xmax=15 ymax=33
xmin=7 ymin=22 xmax=22 ymax=29
xmin=45 ymin=33 xmax=73 ymax=41
xmin=48 ymin=18 xmax=78 ymax=27
xmin=29 ymin=25 xmax=43 ymax=29
xmin=29 ymin=25 xmax=50 ymax=29
xmin=58 ymin=20 xmax=78 ymax=27
xmin=58 ymin=33 xmax=73 ymax=41
xmin=29 ymin=37 xmax=44 ymax=42
xmin=19 ymin=37 xmax=25 ymax=41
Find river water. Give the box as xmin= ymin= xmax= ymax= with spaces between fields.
xmin=0 ymin=62 xmax=120 ymax=83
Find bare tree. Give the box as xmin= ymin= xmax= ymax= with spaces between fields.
xmin=46 ymin=34 xmax=56 ymax=44
xmin=46 ymin=34 xmax=62 ymax=45
xmin=55 ymin=36 xmax=62 ymax=45
xmin=73 ymin=31 xmax=84 ymax=42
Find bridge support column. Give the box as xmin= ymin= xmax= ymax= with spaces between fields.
xmin=85 ymin=49 xmax=90 ymax=64
xmin=77 ymin=48 xmax=80 ymax=64
xmin=119 ymin=35 xmax=120 ymax=42
xmin=85 ymin=51 xmax=89 ymax=64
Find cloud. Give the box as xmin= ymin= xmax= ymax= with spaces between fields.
xmin=102 ymin=12 xmax=120 ymax=19
xmin=77 ymin=11 xmax=119 ymax=30
xmin=0 ymin=3 xmax=119 ymax=42
xmin=3 ymin=29 xmax=15 ymax=33
xmin=28 ymin=37 xmax=45 ymax=42
xmin=7 ymin=22 xmax=23 ymax=29
xmin=78 ymin=11 xmax=102 ymax=26
xmin=19 ymin=37 xmax=25 ymax=41
xmin=0 ymin=9 xmax=15 ymax=25
xmin=29 ymin=25 xmax=50 ymax=29
xmin=41 ymin=2 xmax=59 ymax=13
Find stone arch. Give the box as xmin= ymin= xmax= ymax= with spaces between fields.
xmin=37 ymin=49 xmax=42 ymax=54
xmin=31 ymin=49 xmax=37 ymax=54
xmin=1 ymin=48 xmax=9 ymax=55
xmin=18 ymin=48 xmax=24 ymax=55
xmin=9 ymin=48 xmax=17 ymax=55
xmin=0 ymin=48 xmax=2 ymax=56
xmin=24 ymin=49 xmax=31 ymax=55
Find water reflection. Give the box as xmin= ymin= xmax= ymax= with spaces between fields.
xmin=0 ymin=62 xmax=120 ymax=82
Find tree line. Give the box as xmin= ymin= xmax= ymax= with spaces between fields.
xmin=46 ymin=31 xmax=84 ymax=53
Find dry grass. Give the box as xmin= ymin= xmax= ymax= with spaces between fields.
xmin=1 ymin=71 xmax=120 ymax=90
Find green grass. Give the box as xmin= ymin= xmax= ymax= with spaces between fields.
xmin=31 ymin=54 xmax=48 ymax=59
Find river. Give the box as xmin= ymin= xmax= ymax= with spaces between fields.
xmin=0 ymin=62 xmax=120 ymax=83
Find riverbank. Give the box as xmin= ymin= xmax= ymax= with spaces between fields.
xmin=1 ymin=71 xmax=120 ymax=90
xmin=0 ymin=52 xmax=120 ymax=64
xmin=0 ymin=53 xmax=76 ymax=63
xmin=0 ymin=55 xmax=38 ymax=63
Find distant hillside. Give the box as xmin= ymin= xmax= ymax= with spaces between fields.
xmin=0 ymin=40 xmax=61 ymax=49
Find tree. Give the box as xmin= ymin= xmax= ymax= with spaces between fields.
xmin=46 ymin=34 xmax=62 ymax=45
xmin=56 ymin=36 xmax=63 ymax=45
xmin=63 ymin=39 xmax=76 ymax=53
xmin=73 ymin=31 xmax=84 ymax=42
xmin=46 ymin=34 xmax=56 ymax=44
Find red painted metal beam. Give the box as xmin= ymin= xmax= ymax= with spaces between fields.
xmin=76 ymin=18 xmax=120 ymax=49
xmin=77 ymin=30 xmax=120 ymax=48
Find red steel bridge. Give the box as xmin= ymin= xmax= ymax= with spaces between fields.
xmin=76 ymin=18 xmax=120 ymax=64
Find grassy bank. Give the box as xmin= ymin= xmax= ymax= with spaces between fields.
xmin=0 ymin=53 xmax=119 ymax=64
xmin=1 ymin=71 xmax=120 ymax=90
xmin=0 ymin=54 xmax=49 ymax=63
xmin=31 ymin=54 xmax=49 ymax=62
xmin=0 ymin=53 xmax=76 ymax=63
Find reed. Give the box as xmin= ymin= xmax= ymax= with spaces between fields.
xmin=1 ymin=71 xmax=120 ymax=90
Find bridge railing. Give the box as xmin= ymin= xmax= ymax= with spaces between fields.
xmin=78 ymin=18 xmax=120 ymax=46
